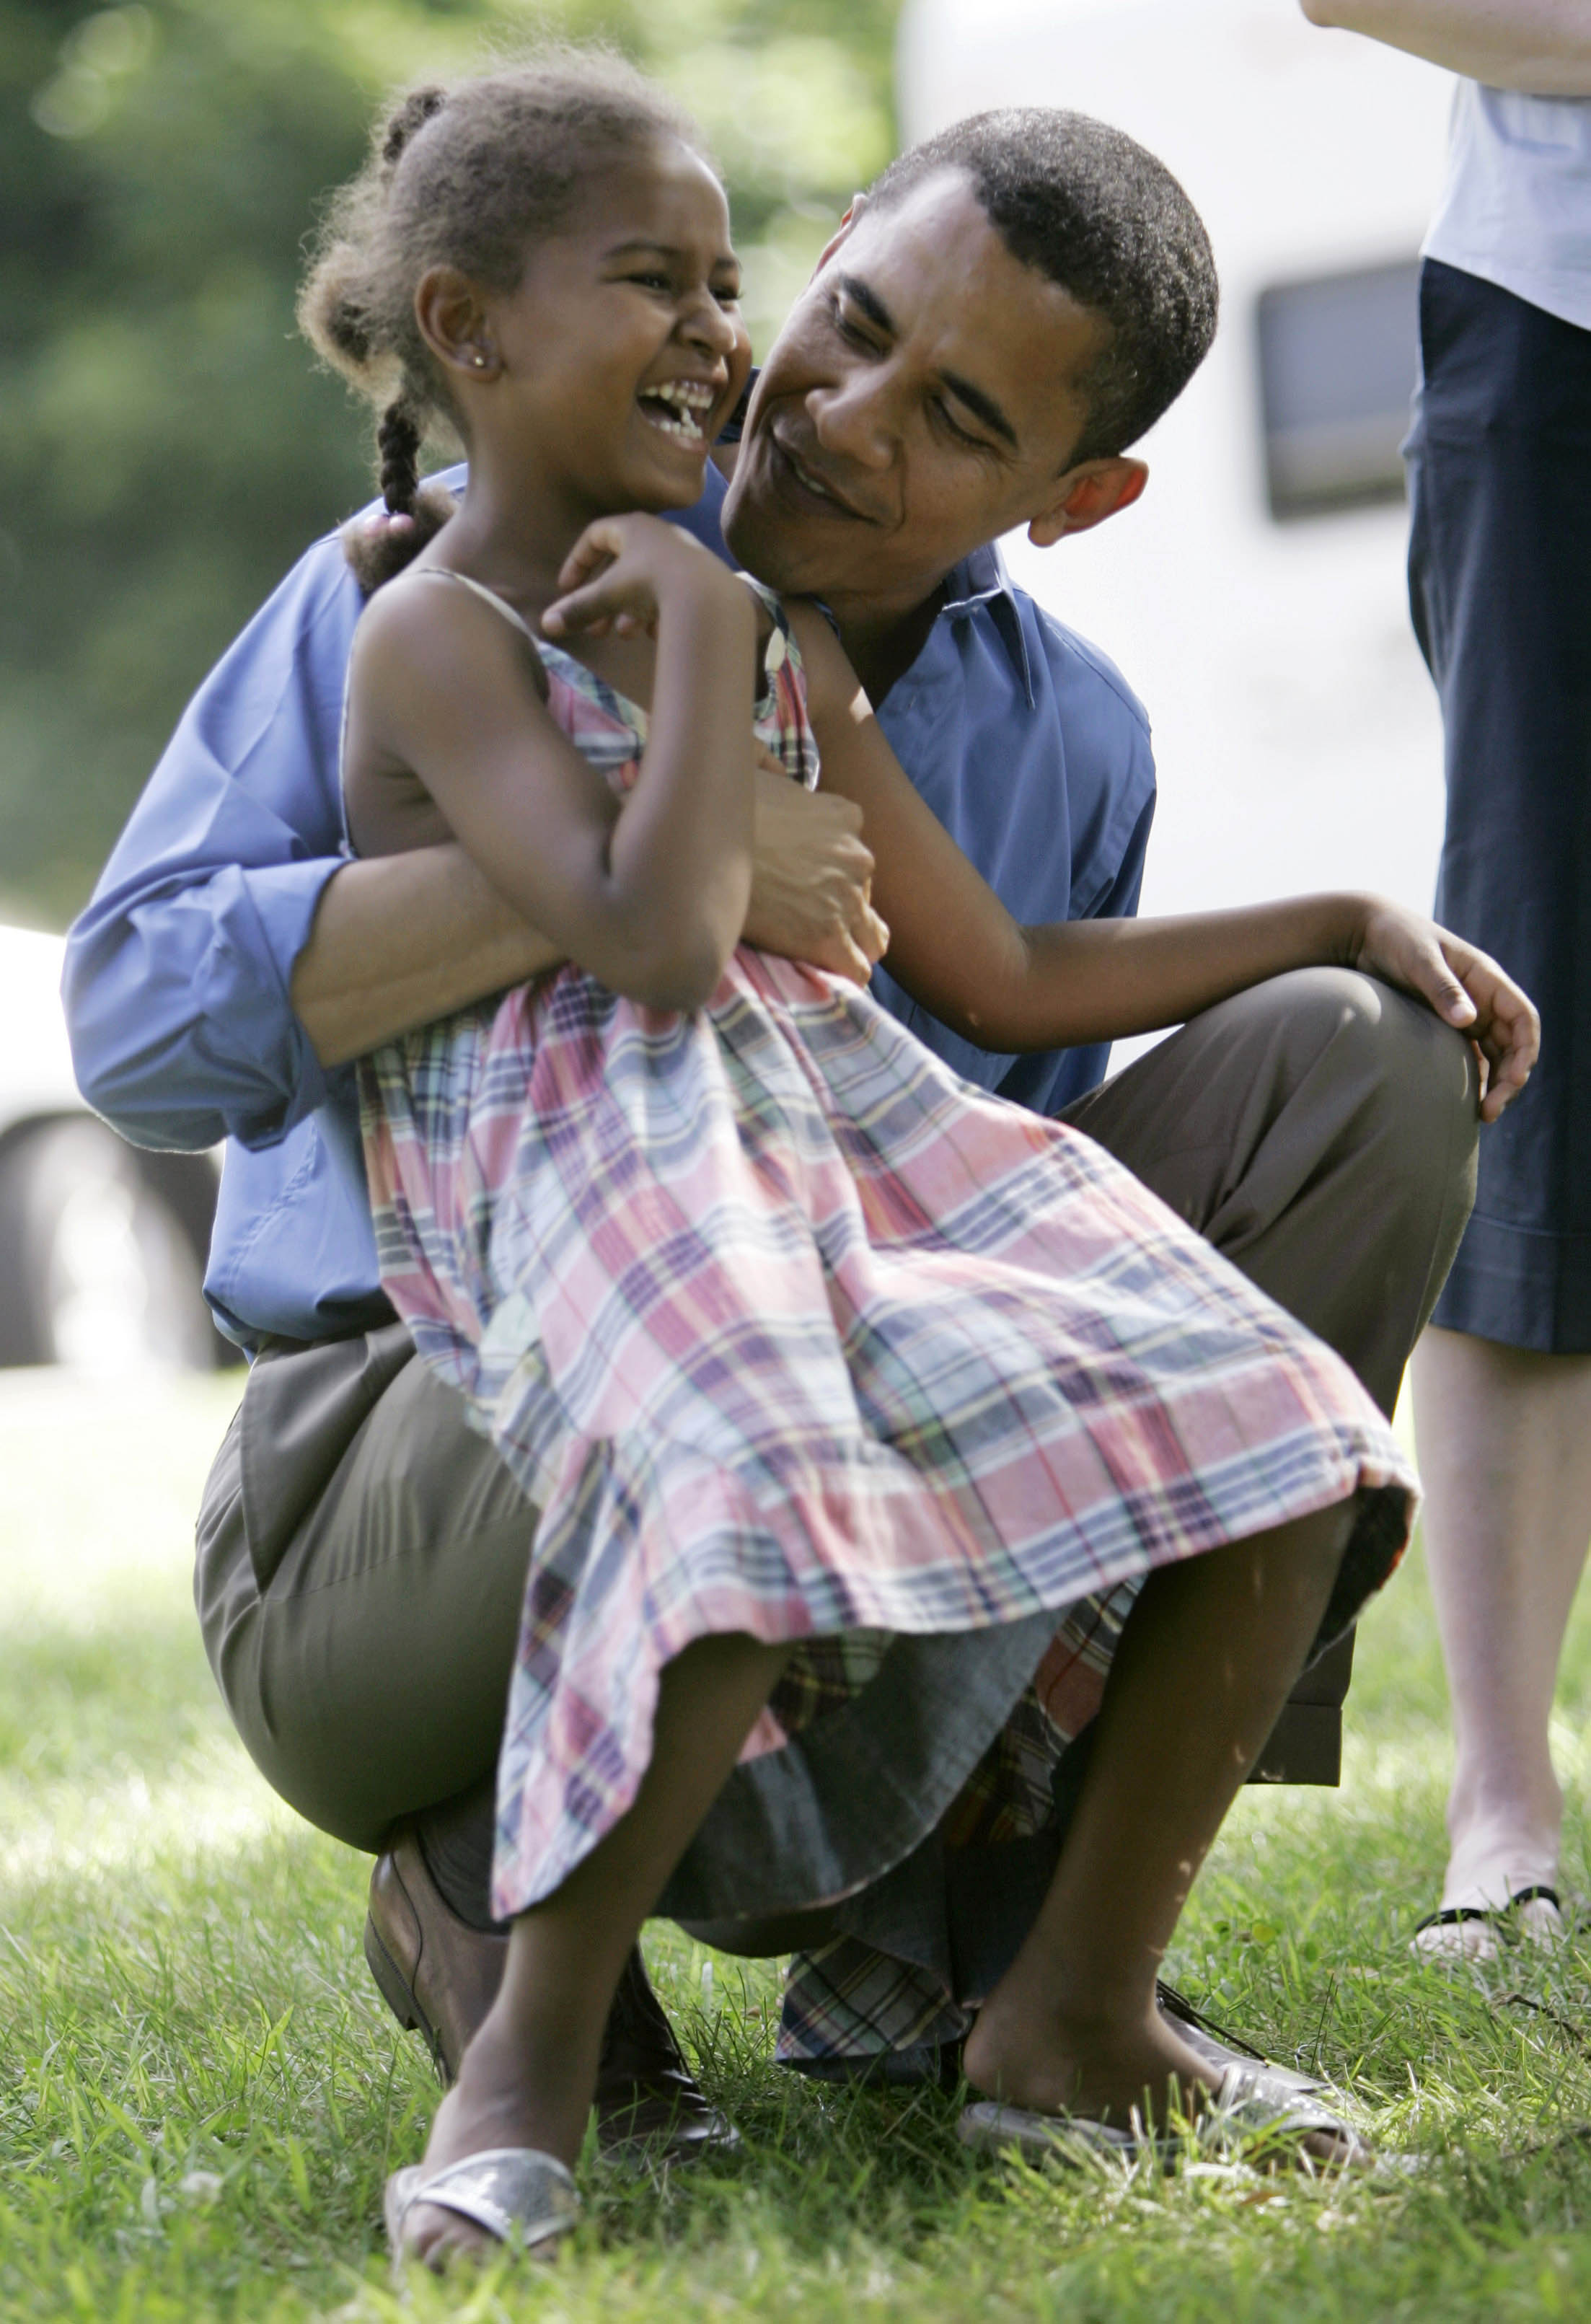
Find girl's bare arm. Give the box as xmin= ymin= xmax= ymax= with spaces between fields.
xmin=791 ymin=606 xmax=1539 ymax=1121
xmin=1299 ymin=1 xmax=1591 ymax=93
xmin=348 ymin=519 xmax=757 ymax=1013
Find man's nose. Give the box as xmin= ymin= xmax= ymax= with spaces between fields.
xmin=810 ymin=369 xmax=896 ymax=472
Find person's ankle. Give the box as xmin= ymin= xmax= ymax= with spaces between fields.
xmin=444 ymin=2010 xmax=593 ymax=2171
xmin=1440 ymin=1800 xmax=1561 ymax=1908
xmin=964 ymin=1990 xmax=1215 ymax=2125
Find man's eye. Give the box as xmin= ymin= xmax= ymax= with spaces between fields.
xmin=935 ymin=399 xmax=990 ymax=451
xmin=829 ymin=297 xmax=876 ymax=348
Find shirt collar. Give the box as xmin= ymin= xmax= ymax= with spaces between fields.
xmin=935 ymin=540 xmax=1036 ymax=710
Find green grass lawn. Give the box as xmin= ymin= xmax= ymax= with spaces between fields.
xmin=5 ymin=1371 xmax=1591 ymax=2321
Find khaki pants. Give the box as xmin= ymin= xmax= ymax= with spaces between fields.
xmin=195 ymin=969 xmax=1478 ymax=1852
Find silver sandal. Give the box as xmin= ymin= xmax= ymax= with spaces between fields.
xmin=384 ymin=2144 xmax=579 ymax=2267
xmin=958 ymin=2061 xmax=1369 ymax=2171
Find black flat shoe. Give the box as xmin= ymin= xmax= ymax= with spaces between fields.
xmin=594 ymin=1948 xmax=741 ymax=2167
xmin=1411 ymin=1883 xmax=1564 ymax=1963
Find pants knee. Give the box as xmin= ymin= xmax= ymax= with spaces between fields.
xmin=1257 ymin=967 xmax=1478 ymax=1159
xmin=1339 ymin=973 xmax=1478 ymax=1176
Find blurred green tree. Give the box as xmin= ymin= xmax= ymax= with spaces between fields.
xmin=0 ymin=0 xmax=896 ymax=924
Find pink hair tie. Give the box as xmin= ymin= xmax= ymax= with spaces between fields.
xmin=376 ymin=509 xmax=416 ymax=534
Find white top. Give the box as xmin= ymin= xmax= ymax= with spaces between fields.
xmin=1424 ymin=82 xmax=1591 ymax=330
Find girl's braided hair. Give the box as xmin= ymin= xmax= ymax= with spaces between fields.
xmin=299 ymin=48 xmax=708 ymax=591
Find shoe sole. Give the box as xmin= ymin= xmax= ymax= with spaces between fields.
xmin=363 ymin=1912 xmax=449 ymax=2085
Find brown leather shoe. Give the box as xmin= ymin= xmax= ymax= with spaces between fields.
xmin=364 ymin=1831 xmax=739 ymax=2163
xmin=363 ymin=1825 xmax=507 ymax=2085
xmin=594 ymin=1948 xmax=741 ymax=2167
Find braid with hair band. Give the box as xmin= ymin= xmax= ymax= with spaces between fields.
xmin=376 ymin=396 xmax=422 ymax=534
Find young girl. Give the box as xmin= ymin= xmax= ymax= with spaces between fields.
xmin=301 ymin=51 xmax=1510 ymax=2266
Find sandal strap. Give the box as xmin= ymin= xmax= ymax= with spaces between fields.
xmin=1414 ymin=1885 xmax=1561 ymax=1936
xmin=1209 ymin=2064 xmax=1367 ymax=2155
xmin=394 ymin=2147 xmax=578 ymax=2250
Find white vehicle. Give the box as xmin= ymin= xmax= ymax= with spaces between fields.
xmin=0 ymin=924 xmax=224 ymax=1370
xmin=898 ymin=0 xmax=1455 ymax=968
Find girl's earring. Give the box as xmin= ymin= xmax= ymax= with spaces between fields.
xmin=471 ymin=352 xmax=488 ymax=370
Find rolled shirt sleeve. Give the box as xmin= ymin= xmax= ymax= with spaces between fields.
xmin=63 ymin=538 xmax=362 ymax=1154
xmin=64 ymin=543 xmax=362 ymax=1162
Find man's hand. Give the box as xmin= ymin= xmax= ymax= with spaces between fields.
xmin=1352 ymin=897 xmax=1541 ymax=1122
xmin=744 ymin=763 xmax=889 ymax=984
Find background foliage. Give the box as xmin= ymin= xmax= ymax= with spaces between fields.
xmin=0 ymin=0 xmax=898 ymax=925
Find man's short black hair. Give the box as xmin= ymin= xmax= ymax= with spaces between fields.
xmin=869 ymin=109 xmax=1218 ymax=464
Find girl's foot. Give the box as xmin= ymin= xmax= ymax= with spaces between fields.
xmin=394 ymin=2015 xmax=586 ymax=2271
xmin=964 ymin=1977 xmax=1220 ymax=2131
xmin=965 ymin=1982 xmax=1361 ymax=2168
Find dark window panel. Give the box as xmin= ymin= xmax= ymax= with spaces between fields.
xmin=1256 ymin=258 xmax=1421 ymax=520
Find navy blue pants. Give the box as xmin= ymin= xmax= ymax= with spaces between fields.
xmin=1408 ymin=259 xmax=1591 ymax=1352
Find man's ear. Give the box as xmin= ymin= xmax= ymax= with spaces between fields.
xmin=415 ymin=265 xmax=498 ymax=379
xmin=1027 ymin=457 xmax=1148 ymax=548
xmin=811 ymin=192 xmax=869 ymax=278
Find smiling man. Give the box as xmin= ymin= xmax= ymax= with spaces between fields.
xmin=64 ymin=104 xmax=1479 ymax=2139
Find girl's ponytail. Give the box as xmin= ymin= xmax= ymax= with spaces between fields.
xmin=343 ymin=395 xmax=454 ymax=594
xmin=377 ymin=397 xmax=422 ymax=511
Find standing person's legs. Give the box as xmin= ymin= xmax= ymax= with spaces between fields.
xmin=1403 ymin=263 xmax=1591 ymax=1931
xmin=195 ymin=1322 xmax=731 ymax=2149
xmin=1411 ymin=1334 xmax=1591 ymax=1909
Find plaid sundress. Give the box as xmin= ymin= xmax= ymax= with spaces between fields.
xmin=357 ymin=572 xmax=1418 ymax=1924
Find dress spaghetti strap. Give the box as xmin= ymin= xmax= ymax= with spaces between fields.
xmin=397 ymin=566 xmax=543 ymax=650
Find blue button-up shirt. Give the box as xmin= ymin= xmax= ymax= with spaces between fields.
xmin=64 ymin=464 xmax=1155 ymax=1349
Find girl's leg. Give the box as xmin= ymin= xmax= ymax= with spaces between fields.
xmin=402 ymin=1630 xmax=790 ymax=2267
xmin=1412 ymin=1327 xmax=1591 ymax=1909
xmin=965 ymin=1497 xmax=1354 ymax=2131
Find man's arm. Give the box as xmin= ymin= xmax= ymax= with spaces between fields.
xmin=289 ymin=849 xmax=560 ymax=1070
xmin=1299 ymin=1 xmax=1591 ymax=93
xmin=294 ymin=775 xmax=883 ymax=1070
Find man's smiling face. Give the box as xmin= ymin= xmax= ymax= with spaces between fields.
xmin=722 ymin=170 xmax=1137 ymax=632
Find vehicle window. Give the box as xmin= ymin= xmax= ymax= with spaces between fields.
xmin=1256 ymin=258 xmax=1420 ymax=521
